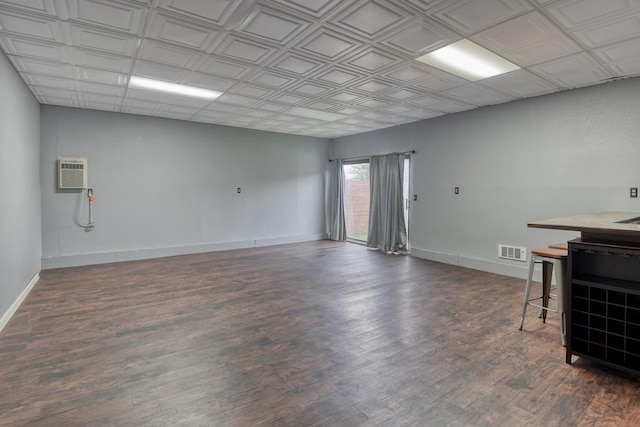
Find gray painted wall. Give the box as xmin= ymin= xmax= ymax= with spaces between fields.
xmin=332 ymin=77 xmax=640 ymax=279
xmin=41 ymin=106 xmax=330 ymax=268
xmin=0 ymin=51 xmax=41 ymax=320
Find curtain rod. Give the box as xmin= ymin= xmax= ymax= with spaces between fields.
xmin=329 ymin=150 xmax=415 ymax=162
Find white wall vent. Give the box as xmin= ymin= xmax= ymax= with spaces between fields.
xmin=498 ymin=244 xmax=527 ymax=262
xmin=58 ymin=157 xmax=87 ymax=189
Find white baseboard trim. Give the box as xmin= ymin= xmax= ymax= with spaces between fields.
xmin=41 ymin=233 xmax=329 ymax=269
xmin=0 ymin=273 xmax=39 ymax=333
xmin=411 ymin=246 xmax=535 ymax=281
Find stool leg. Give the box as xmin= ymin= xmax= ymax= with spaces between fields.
xmin=519 ymin=255 xmax=537 ymax=330
xmin=541 ymin=260 xmax=553 ymax=322
xmin=554 ymin=259 xmax=567 ymax=347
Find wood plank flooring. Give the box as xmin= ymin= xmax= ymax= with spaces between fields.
xmin=1 ymin=240 xmax=639 ymax=426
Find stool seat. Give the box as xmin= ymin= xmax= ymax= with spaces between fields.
xmin=519 ymin=247 xmax=568 ymax=346
xmin=532 ymin=247 xmax=567 ymax=258
xmin=547 ymin=243 xmax=568 ymax=251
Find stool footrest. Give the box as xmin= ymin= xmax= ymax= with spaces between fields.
xmin=526 ymin=301 xmax=559 ymax=313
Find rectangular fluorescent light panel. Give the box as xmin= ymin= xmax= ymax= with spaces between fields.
xmin=416 ymin=39 xmax=520 ymax=81
xmin=128 ymin=76 xmax=222 ymax=100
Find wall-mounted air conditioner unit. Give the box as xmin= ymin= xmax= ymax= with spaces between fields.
xmin=58 ymin=157 xmax=87 ymax=189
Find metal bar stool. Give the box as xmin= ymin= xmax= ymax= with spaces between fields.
xmin=518 ymin=247 xmax=568 ymax=346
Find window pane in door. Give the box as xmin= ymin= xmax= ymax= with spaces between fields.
xmin=344 ymin=163 xmax=370 ymax=242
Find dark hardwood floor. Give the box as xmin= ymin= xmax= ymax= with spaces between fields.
xmin=1 ymin=241 xmax=639 ymax=426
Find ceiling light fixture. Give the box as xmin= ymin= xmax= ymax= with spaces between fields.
xmin=416 ymin=39 xmax=520 ymax=81
xmin=128 ymin=76 xmax=223 ymax=100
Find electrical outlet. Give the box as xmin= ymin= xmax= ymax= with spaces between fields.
xmin=454 ymin=187 xmax=459 ymax=195
xmin=631 ymin=187 xmax=637 ymax=198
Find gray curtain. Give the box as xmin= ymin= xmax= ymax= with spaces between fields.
xmin=329 ymin=159 xmax=346 ymax=241
xmin=367 ymin=153 xmax=407 ymax=253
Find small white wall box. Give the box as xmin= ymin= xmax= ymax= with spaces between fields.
xmin=58 ymin=157 xmax=87 ymax=189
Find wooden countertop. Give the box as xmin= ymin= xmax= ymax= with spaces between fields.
xmin=528 ymin=212 xmax=640 ymax=237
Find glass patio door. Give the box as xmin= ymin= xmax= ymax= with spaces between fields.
xmin=343 ymin=156 xmax=411 ymax=246
xmin=343 ymin=162 xmax=370 ymax=242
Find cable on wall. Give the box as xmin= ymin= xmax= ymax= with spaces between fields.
xmin=78 ymin=188 xmax=95 ymax=232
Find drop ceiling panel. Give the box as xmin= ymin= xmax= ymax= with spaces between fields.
xmin=570 ymin=14 xmax=640 ymax=48
xmin=1 ymin=0 xmax=639 ymax=138
xmin=36 ymin=95 xmax=77 ymax=106
xmin=482 ymin=70 xmax=559 ymax=98
xmin=400 ymin=0 xmax=445 ymax=13
xmin=381 ymin=18 xmax=458 ymax=56
xmin=132 ymin=60 xmax=188 ymax=82
xmin=74 ymin=81 xmax=125 ymax=96
xmin=430 ymin=0 xmax=532 ymax=35
xmin=193 ymin=110 xmax=231 ymax=122
xmin=0 ymin=35 xmax=67 ymax=62
xmin=443 ymin=83 xmax=514 ymax=105
xmin=267 ymin=52 xmax=324 ymax=75
xmin=215 ymin=93 xmax=260 ymax=107
xmin=62 ymin=0 xmax=148 ymax=35
xmin=472 ymin=12 xmax=582 ymax=66
xmin=336 ymin=106 xmax=365 ymax=115
xmin=0 ymin=10 xmax=63 ymax=42
xmin=137 ymin=40 xmax=205 ymax=69
xmin=416 ymin=72 xmax=468 ymax=92
xmin=272 ymin=93 xmax=306 ymax=105
xmin=76 ymin=91 xmax=123 ymax=106
xmin=315 ymin=67 xmax=361 ymax=85
xmin=10 ymin=56 xmax=71 ymax=77
xmin=330 ymin=0 xmax=413 ymax=39
xmin=248 ymin=69 xmax=296 ymax=87
xmin=187 ymin=72 xmax=235 ymax=91
xmin=68 ymin=24 xmax=139 ymax=55
xmin=593 ymin=38 xmax=640 ymax=75
xmin=0 ymin=0 xmax=59 ymax=16
xmin=269 ymin=0 xmax=344 ymax=18
xmin=214 ymin=34 xmax=278 ymax=64
xmin=530 ymin=0 xmax=556 ymax=5
xmin=194 ymin=56 xmax=253 ymax=79
xmin=235 ymin=5 xmax=310 ymax=44
xmin=146 ymin=12 xmax=220 ymax=50
xmin=330 ymin=92 xmax=362 ymax=102
xmin=73 ymin=66 xmax=127 ymax=85
xmin=203 ymin=103 xmax=241 ymax=114
xmin=154 ymin=0 xmax=242 ymax=25
xmin=293 ymin=28 xmax=361 ymax=60
xmin=384 ymin=64 xmax=437 ymax=83
xmin=32 ymin=85 xmax=77 ymax=99
xmin=543 ymin=0 xmax=640 ymax=29
xmin=290 ymin=81 xmax=333 ymax=95
xmin=254 ymin=102 xmax=289 ymax=112
xmin=344 ymin=47 xmax=402 ymax=72
xmin=385 ymin=87 xmax=423 ymax=100
xmin=241 ymin=108 xmax=275 ymax=118
xmin=78 ymin=99 xmax=121 ymax=112
xmin=353 ymin=79 xmax=394 ymax=94
xmin=357 ymin=98 xmax=391 ymax=108
xmin=529 ymin=52 xmax=613 ymax=88
xmin=304 ymin=100 xmax=340 ymax=110
xmin=71 ymin=48 xmax=132 ymax=73
xmin=22 ymin=72 xmax=73 ymax=89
